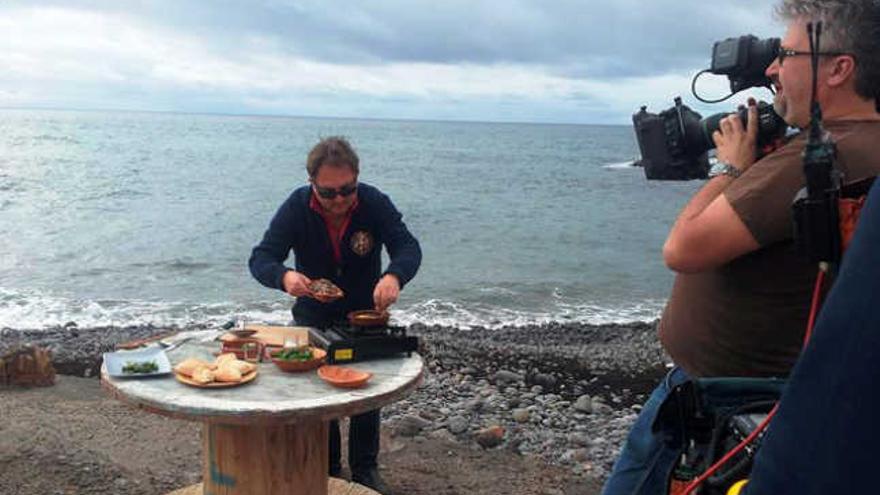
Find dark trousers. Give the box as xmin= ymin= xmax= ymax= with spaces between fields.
xmin=329 ymin=408 xmax=381 ymax=474
xmin=293 ymin=311 xmax=381 ymax=475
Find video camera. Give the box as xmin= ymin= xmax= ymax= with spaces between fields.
xmin=633 ymin=35 xmax=788 ymax=180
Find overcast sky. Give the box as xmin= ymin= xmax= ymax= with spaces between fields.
xmin=0 ymin=1 xmax=784 ymax=124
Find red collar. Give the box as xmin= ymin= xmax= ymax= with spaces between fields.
xmin=309 ymin=191 xmax=359 ymax=263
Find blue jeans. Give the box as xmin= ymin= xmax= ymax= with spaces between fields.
xmin=601 ymin=367 xmax=690 ymax=495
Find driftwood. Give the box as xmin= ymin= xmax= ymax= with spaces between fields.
xmin=1 ymin=346 xmax=56 ymax=387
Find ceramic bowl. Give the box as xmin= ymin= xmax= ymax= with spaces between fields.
xmin=270 ymin=347 xmax=327 ymax=372
xmin=318 ymin=365 xmax=372 ymax=388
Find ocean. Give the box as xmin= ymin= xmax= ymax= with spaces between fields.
xmin=0 ymin=109 xmax=702 ymax=330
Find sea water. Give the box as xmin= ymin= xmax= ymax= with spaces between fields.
xmin=0 ymin=109 xmax=702 ymax=330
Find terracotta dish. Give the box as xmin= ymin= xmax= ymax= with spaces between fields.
xmin=219 ymin=338 xmax=263 ymax=360
xmin=347 ymin=310 xmax=389 ymax=327
xmin=309 ymin=279 xmax=344 ymax=301
xmin=270 ymin=347 xmax=327 ymax=372
xmin=318 ymin=365 xmax=372 ymax=388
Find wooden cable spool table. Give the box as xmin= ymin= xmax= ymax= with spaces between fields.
xmin=101 ymin=332 xmax=424 ymax=495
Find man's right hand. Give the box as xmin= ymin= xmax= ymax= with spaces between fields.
xmin=282 ymin=270 xmax=313 ymax=298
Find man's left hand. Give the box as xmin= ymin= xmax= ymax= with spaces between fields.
xmin=713 ymin=98 xmax=759 ymax=174
xmin=373 ymin=274 xmax=400 ymax=312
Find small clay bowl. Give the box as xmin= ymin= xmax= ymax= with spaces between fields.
xmin=219 ymin=338 xmax=262 ymax=360
xmin=270 ymin=347 xmax=327 ymax=372
xmin=347 ymin=310 xmax=390 ymax=327
xmin=318 ymin=365 xmax=372 ymax=388
xmin=228 ymin=329 xmax=257 ymax=339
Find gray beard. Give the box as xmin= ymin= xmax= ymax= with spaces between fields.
xmin=773 ymin=92 xmax=787 ymax=121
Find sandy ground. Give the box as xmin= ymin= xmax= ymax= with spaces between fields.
xmin=0 ymin=376 xmax=601 ymax=495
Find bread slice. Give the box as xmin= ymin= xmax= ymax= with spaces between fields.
xmin=214 ymin=363 xmax=243 ymax=383
xmin=234 ymin=361 xmax=256 ymax=375
xmin=174 ymin=358 xmax=214 ymax=377
xmin=214 ymin=353 xmax=238 ymax=367
xmin=191 ymin=366 xmax=215 ymax=384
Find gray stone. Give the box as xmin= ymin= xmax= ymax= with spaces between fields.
xmin=532 ymin=373 xmax=557 ymax=389
xmin=447 ymin=415 xmax=469 ymax=434
xmin=573 ymin=394 xmax=593 ymax=413
xmin=569 ymin=432 xmax=591 ymax=447
xmin=465 ymin=398 xmax=485 ymax=412
xmin=394 ymin=414 xmax=431 ymax=437
xmin=494 ymin=369 xmax=524 ymax=384
xmin=512 ymin=408 xmax=530 ymax=423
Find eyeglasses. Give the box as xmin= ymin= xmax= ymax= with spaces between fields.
xmin=776 ymin=48 xmax=851 ymax=66
xmin=313 ymin=181 xmax=357 ymax=199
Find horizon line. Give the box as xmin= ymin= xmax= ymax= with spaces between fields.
xmin=0 ymin=104 xmax=630 ymax=128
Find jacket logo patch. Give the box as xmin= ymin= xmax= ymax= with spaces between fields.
xmin=350 ymin=230 xmax=374 ymax=256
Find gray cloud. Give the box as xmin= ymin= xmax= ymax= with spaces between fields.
xmin=17 ymin=0 xmax=779 ymax=75
xmin=0 ymin=0 xmax=785 ymax=123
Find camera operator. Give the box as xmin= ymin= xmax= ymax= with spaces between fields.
xmin=602 ymin=1 xmax=880 ymax=494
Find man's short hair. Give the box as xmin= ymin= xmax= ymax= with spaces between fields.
xmin=306 ymin=136 xmax=360 ymax=178
xmin=776 ymin=0 xmax=880 ymax=102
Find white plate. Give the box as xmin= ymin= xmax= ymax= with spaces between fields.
xmin=103 ymin=347 xmax=172 ymax=378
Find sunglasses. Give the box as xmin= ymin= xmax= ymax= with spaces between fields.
xmin=776 ymin=47 xmax=851 ymax=66
xmin=313 ymin=181 xmax=357 ymax=199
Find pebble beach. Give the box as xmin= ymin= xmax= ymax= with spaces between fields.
xmin=0 ymin=320 xmax=668 ymax=493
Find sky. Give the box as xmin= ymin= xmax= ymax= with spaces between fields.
xmin=0 ymin=1 xmax=784 ymax=124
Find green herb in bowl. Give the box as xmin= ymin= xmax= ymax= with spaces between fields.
xmin=122 ymin=360 xmax=159 ymax=374
xmin=275 ymin=347 xmax=314 ymax=362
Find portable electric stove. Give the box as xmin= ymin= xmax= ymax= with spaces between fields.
xmin=308 ymin=324 xmax=419 ymax=364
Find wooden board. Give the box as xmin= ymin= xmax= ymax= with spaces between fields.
xmin=174 ymin=369 xmax=258 ymax=388
xmin=219 ymin=325 xmax=311 ymax=347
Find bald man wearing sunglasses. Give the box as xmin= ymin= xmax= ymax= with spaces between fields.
xmin=249 ymin=136 xmax=421 ymax=493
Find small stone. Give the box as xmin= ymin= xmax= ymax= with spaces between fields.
xmin=393 ymin=414 xmax=431 ymax=437
xmin=569 ymin=432 xmax=591 ymax=447
xmin=494 ymin=370 xmax=524 ymax=384
xmin=532 ymin=373 xmax=557 ymax=389
xmin=447 ymin=415 xmax=469 ymax=434
xmin=512 ymin=408 xmax=530 ymax=423
xmin=573 ymin=395 xmax=593 ymax=413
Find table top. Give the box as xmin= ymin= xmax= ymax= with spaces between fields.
xmin=101 ymin=331 xmax=424 ymax=425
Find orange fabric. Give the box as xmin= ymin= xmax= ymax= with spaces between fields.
xmin=840 ymin=196 xmax=867 ymax=253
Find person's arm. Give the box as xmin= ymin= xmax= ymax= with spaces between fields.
xmin=663 ymin=101 xmax=761 ymax=273
xmin=373 ymin=192 xmax=421 ymax=310
xmin=248 ymin=196 xmax=305 ymax=293
xmin=377 ymin=192 xmax=421 ymax=287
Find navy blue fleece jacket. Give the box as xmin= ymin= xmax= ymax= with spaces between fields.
xmin=249 ymin=183 xmax=421 ymax=324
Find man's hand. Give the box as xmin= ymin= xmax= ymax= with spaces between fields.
xmin=373 ymin=274 xmax=400 ymax=312
xmin=713 ymin=98 xmax=759 ymax=173
xmin=282 ymin=270 xmax=313 ymax=298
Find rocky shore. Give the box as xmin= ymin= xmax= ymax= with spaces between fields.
xmin=0 ymin=320 xmax=669 ymax=493
xmin=393 ymin=321 xmax=669 ymax=480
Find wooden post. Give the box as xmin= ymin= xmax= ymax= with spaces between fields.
xmin=202 ymin=420 xmax=329 ymax=495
